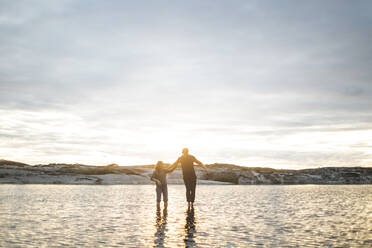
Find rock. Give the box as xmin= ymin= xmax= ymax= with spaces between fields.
xmin=0 ymin=160 xmax=371 ymax=185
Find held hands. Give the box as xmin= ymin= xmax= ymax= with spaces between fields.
xmin=167 ymin=163 xmax=177 ymax=172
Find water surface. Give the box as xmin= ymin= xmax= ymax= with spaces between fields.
xmin=1 ymin=185 xmax=371 ymax=247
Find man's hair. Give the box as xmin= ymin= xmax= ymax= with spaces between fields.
xmin=182 ymin=148 xmax=189 ymax=154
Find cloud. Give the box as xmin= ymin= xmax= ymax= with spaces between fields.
xmin=0 ymin=0 xmax=371 ymax=167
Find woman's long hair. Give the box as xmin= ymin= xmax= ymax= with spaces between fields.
xmin=155 ymin=161 xmax=163 ymax=171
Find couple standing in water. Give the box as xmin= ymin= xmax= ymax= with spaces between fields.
xmin=151 ymin=148 xmax=209 ymax=209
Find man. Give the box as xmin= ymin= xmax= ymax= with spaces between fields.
xmin=172 ymin=148 xmax=208 ymax=207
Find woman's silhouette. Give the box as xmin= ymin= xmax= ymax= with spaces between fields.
xmin=153 ymin=209 xmax=168 ymax=247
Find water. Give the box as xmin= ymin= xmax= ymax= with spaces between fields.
xmin=0 ymin=185 xmax=371 ymax=247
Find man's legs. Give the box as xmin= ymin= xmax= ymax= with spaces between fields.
xmin=184 ymin=179 xmax=191 ymax=202
xmin=189 ymin=178 xmax=196 ymax=203
xmin=184 ymin=177 xmax=196 ymax=203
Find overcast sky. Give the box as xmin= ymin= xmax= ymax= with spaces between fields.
xmin=0 ymin=0 xmax=371 ymax=168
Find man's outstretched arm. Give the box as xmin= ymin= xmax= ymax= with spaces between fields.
xmin=194 ymin=157 xmax=208 ymax=173
xmin=166 ymin=163 xmax=178 ymax=173
xmin=166 ymin=158 xmax=180 ymax=173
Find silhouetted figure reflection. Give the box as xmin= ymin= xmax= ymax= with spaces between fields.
xmin=154 ymin=208 xmax=168 ymax=248
xmin=184 ymin=206 xmax=197 ymax=248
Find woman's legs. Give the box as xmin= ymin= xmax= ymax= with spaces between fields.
xmin=156 ymin=185 xmax=162 ymax=209
xmin=162 ymin=184 xmax=168 ymax=209
xmin=156 ymin=184 xmax=168 ymax=209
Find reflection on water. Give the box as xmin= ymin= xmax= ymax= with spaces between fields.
xmin=184 ymin=206 xmax=196 ymax=248
xmin=154 ymin=206 xmax=197 ymax=248
xmin=0 ymin=185 xmax=372 ymax=247
xmin=154 ymin=208 xmax=167 ymax=247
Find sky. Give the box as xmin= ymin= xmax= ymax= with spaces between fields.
xmin=0 ymin=0 xmax=371 ymax=169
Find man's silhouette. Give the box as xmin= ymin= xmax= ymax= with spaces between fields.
xmin=184 ymin=206 xmax=196 ymax=247
xmin=172 ymin=148 xmax=208 ymax=207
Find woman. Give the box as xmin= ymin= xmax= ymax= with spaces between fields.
xmin=151 ymin=161 xmax=176 ymax=209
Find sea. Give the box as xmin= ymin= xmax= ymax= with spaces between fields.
xmin=0 ymin=184 xmax=371 ymax=247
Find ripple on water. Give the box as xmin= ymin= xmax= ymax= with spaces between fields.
xmin=0 ymin=184 xmax=371 ymax=247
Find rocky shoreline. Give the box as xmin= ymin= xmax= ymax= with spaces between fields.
xmin=0 ymin=159 xmax=371 ymax=185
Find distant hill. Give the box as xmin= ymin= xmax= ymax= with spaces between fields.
xmin=0 ymin=160 xmax=371 ymax=185
xmin=0 ymin=159 xmax=29 ymax=166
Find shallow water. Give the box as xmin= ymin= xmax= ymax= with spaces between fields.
xmin=0 ymin=185 xmax=371 ymax=247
